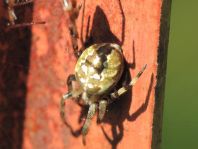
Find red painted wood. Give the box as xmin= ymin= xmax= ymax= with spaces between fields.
xmin=16 ymin=0 xmax=171 ymax=149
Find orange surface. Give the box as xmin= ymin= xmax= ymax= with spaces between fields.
xmin=0 ymin=0 xmax=170 ymax=149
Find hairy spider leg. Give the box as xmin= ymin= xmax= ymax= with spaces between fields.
xmin=110 ymin=64 xmax=147 ymax=100
xmin=63 ymin=0 xmax=84 ymax=58
xmin=8 ymin=21 xmax=46 ymax=28
xmin=82 ymin=103 xmax=97 ymax=145
xmin=12 ymin=0 xmax=34 ymax=7
xmin=60 ymin=92 xmax=72 ymax=123
xmin=6 ymin=0 xmax=45 ymax=27
xmin=67 ymin=74 xmax=76 ymax=91
xmin=98 ymin=100 xmax=108 ymax=121
xmin=60 ymin=75 xmax=75 ymax=123
xmin=60 ymin=74 xmax=79 ymax=122
xmin=7 ymin=7 xmax=17 ymax=25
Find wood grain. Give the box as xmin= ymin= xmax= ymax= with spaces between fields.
xmin=0 ymin=0 xmax=171 ymax=148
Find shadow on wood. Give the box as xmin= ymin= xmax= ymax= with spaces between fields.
xmin=63 ymin=2 xmax=153 ymax=149
xmin=0 ymin=1 xmax=33 ymax=149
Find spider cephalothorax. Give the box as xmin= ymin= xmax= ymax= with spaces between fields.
xmin=60 ymin=0 xmax=147 ymax=144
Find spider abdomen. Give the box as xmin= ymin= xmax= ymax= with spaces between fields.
xmin=75 ymin=43 xmax=124 ymax=95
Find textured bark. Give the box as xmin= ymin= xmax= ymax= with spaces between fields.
xmin=0 ymin=0 xmax=171 ymax=149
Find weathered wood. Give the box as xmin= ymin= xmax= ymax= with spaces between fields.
xmin=0 ymin=1 xmax=33 ymax=149
xmin=0 ymin=0 xmax=171 ymax=148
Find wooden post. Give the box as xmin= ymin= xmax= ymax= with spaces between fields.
xmin=0 ymin=1 xmax=32 ymax=149
xmin=0 ymin=0 xmax=171 ymax=149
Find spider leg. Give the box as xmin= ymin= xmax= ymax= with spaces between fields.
xmin=7 ymin=7 xmax=17 ymax=25
xmin=7 ymin=21 xmax=46 ymax=28
xmin=117 ymin=0 xmax=125 ymax=45
xmin=12 ymin=0 xmax=34 ymax=7
xmin=67 ymin=74 xmax=76 ymax=91
xmin=63 ymin=0 xmax=84 ymax=58
xmin=60 ymin=92 xmax=72 ymax=123
xmin=110 ymin=64 xmax=147 ymax=101
xmin=82 ymin=103 xmax=97 ymax=145
xmin=6 ymin=0 xmax=45 ymax=27
xmin=60 ymin=74 xmax=83 ymax=123
xmin=67 ymin=74 xmax=83 ymax=98
xmin=98 ymin=100 xmax=108 ymax=121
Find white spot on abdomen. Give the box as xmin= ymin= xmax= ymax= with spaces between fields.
xmin=91 ymin=74 xmax=101 ymax=80
xmin=82 ymin=64 xmax=88 ymax=74
xmin=93 ymin=56 xmax=100 ymax=65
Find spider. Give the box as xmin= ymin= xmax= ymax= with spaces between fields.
xmin=60 ymin=0 xmax=147 ymax=144
xmin=4 ymin=0 xmax=45 ymax=28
